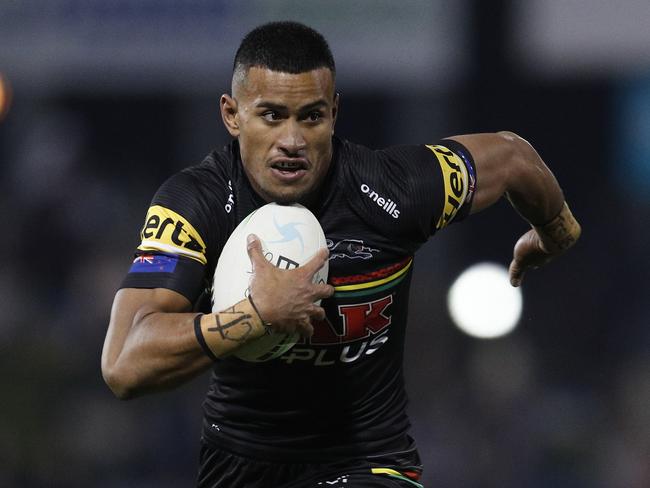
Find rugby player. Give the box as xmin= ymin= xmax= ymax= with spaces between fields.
xmin=102 ymin=21 xmax=581 ymax=487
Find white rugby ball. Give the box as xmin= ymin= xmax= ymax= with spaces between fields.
xmin=212 ymin=203 xmax=328 ymax=362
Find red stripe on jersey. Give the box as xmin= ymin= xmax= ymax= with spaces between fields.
xmin=330 ymin=257 xmax=412 ymax=285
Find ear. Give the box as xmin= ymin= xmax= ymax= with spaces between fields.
xmin=331 ymin=92 xmax=340 ymax=134
xmin=220 ymin=94 xmax=240 ymax=138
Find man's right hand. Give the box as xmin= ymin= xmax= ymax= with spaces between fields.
xmin=246 ymin=234 xmax=334 ymax=338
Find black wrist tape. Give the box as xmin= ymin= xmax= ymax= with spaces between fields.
xmin=193 ymin=313 xmax=219 ymax=362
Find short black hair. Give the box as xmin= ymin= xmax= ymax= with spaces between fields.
xmin=234 ymin=21 xmax=335 ymax=75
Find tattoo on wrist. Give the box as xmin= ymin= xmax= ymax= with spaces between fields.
xmin=197 ymin=299 xmax=268 ymax=358
xmin=206 ymin=305 xmax=256 ymax=343
xmin=195 ymin=299 xmax=269 ymax=359
xmin=535 ymin=202 xmax=581 ymax=252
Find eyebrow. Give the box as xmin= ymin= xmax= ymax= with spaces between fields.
xmin=256 ymin=99 xmax=328 ymax=112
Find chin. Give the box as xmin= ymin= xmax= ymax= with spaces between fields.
xmin=270 ymin=192 xmax=307 ymax=205
xmin=262 ymin=186 xmax=314 ymax=205
xmin=273 ymin=195 xmax=300 ymax=205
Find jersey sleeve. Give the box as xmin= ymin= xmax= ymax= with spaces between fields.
xmin=342 ymin=139 xmax=476 ymax=244
xmin=426 ymin=138 xmax=477 ymax=230
xmin=120 ymin=167 xmax=223 ymax=303
xmin=382 ymin=140 xmax=476 ymax=238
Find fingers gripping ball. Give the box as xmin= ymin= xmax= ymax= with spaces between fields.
xmin=212 ymin=203 xmax=328 ymax=361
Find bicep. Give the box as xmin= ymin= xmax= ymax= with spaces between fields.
xmin=447 ymin=132 xmax=518 ymax=214
xmin=448 ymin=131 xmax=564 ymax=223
xmin=114 ymin=287 xmax=192 ymax=322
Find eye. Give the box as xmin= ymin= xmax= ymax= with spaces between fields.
xmin=307 ymin=111 xmax=323 ymax=122
xmin=262 ymin=111 xmax=281 ymax=122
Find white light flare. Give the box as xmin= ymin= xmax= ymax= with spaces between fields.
xmin=447 ymin=262 xmax=523 ymax=339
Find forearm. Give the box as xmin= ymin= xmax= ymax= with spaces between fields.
xmin=103 ymin=291 xmax=267 ymax=399
xmin=499 ymin=131 xmax=565 ymax=225
xmin=107 ymin=310 xmax=212 ymax=399
xmin=193 ymin=297 xmax=268 ymax=360
xmin=498 ymin=132 xmax=580 ymax=252
xmin=450 ymin=131 xmax=580 ymax=252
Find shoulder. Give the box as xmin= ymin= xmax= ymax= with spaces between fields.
xmin=140 ymin=145 xmax=237 ymax=265
xmin=153 ymin=145 xmax=237 ymax=218
xmin=165 ymin=146 xmax=233 ymax=197
xmin=334 ymin=138 xmax=475 ymax=242
xmin=337 ymin=138 xmax=447 ymax=196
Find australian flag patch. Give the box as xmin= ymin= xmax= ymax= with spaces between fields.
xmin=129 ymin=253 xmax=178 ymax=273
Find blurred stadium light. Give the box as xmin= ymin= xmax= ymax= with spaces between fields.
xmin=447 ymin=262 xmax=523 ymax=339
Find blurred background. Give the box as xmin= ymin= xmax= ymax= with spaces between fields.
xmin=1 ymin=1 xmax=648 ymax=487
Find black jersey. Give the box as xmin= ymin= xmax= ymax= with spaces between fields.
xmin=121 ymin=136 xmax=476 ymax=463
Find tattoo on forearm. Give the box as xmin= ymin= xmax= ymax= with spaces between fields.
xmin=207 ymin=310 xmax=256 ymax=343
xmin=537 ymin=203 xmax=581 ymax=251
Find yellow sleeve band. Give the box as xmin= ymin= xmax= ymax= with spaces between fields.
xmin=426 ymin=145 xmax=470 ymax=230
xmin=137 ymin=205 xmax=207 ymax=264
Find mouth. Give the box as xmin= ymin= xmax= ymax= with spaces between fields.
xmin=271 ymin=158 xmax=308 ymax=171
xmin=269 ymin=158 xmax=309 ymax=181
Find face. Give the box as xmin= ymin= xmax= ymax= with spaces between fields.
xmin=221 ymin=67 xmax=338 ymax=204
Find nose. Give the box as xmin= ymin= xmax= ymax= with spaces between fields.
xmin=277 ymin=120 xmax=306 ymax=155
